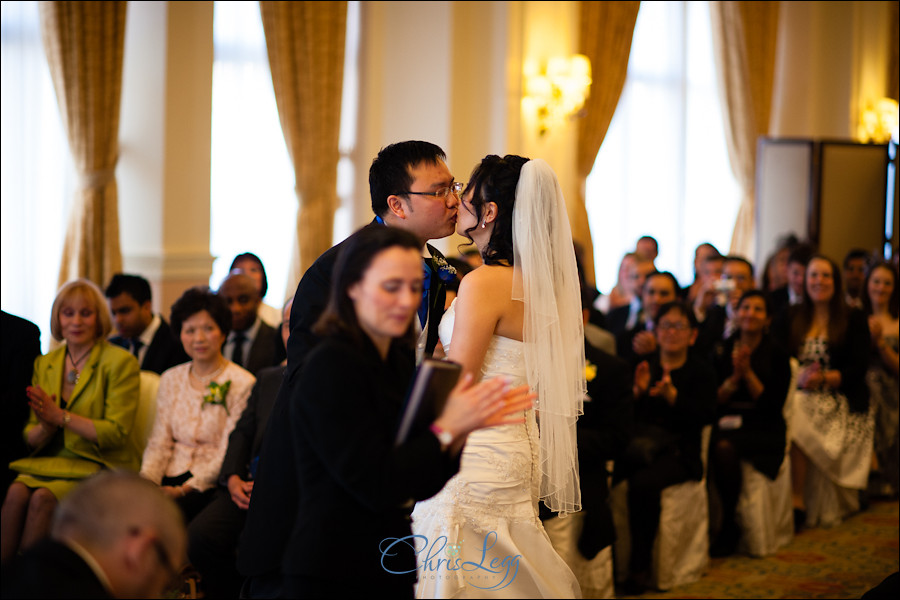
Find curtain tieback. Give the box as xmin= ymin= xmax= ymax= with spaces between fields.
xmin=79 ymin=168 xmax=116 ymax=190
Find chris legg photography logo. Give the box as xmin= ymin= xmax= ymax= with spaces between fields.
xmin=380 ymin=531 xmax=521 ymax=590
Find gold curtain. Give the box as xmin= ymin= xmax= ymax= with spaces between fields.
xmin=40 ymin=1 xmax=127 ymax=289
xmin=710 ymin=1 xmax=780 ymax=260
xmin=260 ymin=1 xmax=346 ymax=286
xmin=890 ymin=1 xmax=898 ymax=101
xmin=575 ymin=1 xmax=641 ymax=288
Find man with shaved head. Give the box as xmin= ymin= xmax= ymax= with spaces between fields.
xmin=219 ymin=272 xmax=285 ymax=376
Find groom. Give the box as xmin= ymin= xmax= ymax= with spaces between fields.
xmin=237 ymin=140 xmax=461 ymax=598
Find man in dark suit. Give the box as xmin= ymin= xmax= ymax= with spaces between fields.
xmin=605 ymin=258 xmax=656 ymax=339
xmin=1 ymin=311 xmax=41 ymax=488
xmin=186 ymin=300 xmax=290 ymax=599
xmin=105 ymin=274 xmax=189 ymax=375
xmin=1 ymin=471 xmax=186 ymax=599
xmin=693 ymin=255 xmax=756 ymax=362
xmin=238 ymin=140 xmax=460 ymax=598
xmin=218 ymin=272 xmax=286 ymax=377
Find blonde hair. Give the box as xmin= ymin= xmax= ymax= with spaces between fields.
xmin=50 ymin=279 xmax=113 ymax=342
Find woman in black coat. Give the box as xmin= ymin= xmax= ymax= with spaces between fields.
xmin=278 ymin=226 xmax=532 ymax=598
xmin=710 ymin=290 xmax=792 ymax=556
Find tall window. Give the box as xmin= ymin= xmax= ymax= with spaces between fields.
xmin=1 ymin=1 xmax=75 ymax=351
xmin=209 ymin=1 xmax=359 ymax=306
xmin=586 ymin=1 xmax=740 ymax=293
xmin=209 ymin=1 xmax=296 ymax=306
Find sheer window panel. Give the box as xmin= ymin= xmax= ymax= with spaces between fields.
xmin=1 ymin=1 xmax=76 ymax=352
xmin=586 ymin=0 xmax=739 ymax=294
xmin=209 ymin=0 xmax=297 ymax=306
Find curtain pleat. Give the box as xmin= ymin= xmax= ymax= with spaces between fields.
xmin=710 ymin=1 xmax=780 ymax=260
xmin=259 ymin=1 xmax=346 ymax=285
xmin=40 ymin=1 xmax=127 ymax=289
xmin=575 ymin=1 xmax=640 ymax=288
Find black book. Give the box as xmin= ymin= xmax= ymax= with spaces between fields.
xmin=394 ymin=359 xmax=462 ymax=446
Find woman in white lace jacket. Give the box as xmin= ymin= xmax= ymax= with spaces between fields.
xmin=140 ymin=286 xmax=255 ymax=521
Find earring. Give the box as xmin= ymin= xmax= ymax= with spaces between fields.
xmin=481 ymin=219 xmax=486 ymax=229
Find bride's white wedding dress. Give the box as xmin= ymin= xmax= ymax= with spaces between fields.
xmin=411 ymin=299 xmax=581 ymax=598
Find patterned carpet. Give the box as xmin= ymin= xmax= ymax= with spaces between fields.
xmin=618 ymin=499 xmax=899 ymax=599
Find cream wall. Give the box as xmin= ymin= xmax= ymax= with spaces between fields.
xmin=119 ymin=1 xmax=214 ymax=314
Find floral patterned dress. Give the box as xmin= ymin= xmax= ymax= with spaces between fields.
xmin=791 ymin=337 xmax=875 ymax=489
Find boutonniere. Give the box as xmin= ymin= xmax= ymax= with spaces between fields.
xmin=584 ymin=360 xmax=597 ymax=383
xmin=432 ymin=256 xmax=457 ymax=284
xmin=203 ymin=380 xmax=231 ymax=415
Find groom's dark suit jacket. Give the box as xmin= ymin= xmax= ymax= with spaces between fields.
xmin=238 ymin=221 xmax=451 ymax=582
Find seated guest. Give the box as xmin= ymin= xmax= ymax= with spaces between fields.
xmin=541 ymin=292 xmax=633 ymax=567
xmin=594 ymin=252 xmax=638 ymax=317
xmin=616 ymin=271 xmax=680 ymax=365
xmin=1 ymin=470 xmax=187 ymax=599
xmin=1 ymin=311 xmax=41 ymax=489
xmin=186 ymin=299 xmax=291 ymax=599
xmin=862 ymin=260 xmax=899 ymax=497
xmin=105 ymin=273 xmax=190 ymax=374
xmin=770 ymin=242 xmax=815 ymax=320
xmin=229 ymin=252 xmax=282 ymax=329
xmin=635 ymin=235 xmax=659 ymax=267
xmin=1 ymin=280 xmax=140 ymax=562
xmin=618 ymin=300 xmax=716 ymax=594
xmin=690 ymin=253 xmax=726 ymax=319
xmin=603 ymin=256 xmax=656 ymax=337
xmin=218 ymin=272 xmax=286 ymax=377
xmin=709 ymin=290 xmax=792 ymax=556
xmin=773 ymin=255 xmax=872 ymax=529
xmin=139 ymin=287 xmax=255 ymax=522
xmin=683 ymin=242 xmax=722 ymax=305
xmin=842 ymin=248 xmax=870 ymax=310
xmin=693 ymin=255 xmax=756 ymax=361
xmin=760 ymin=234 xmax=799 ymax=294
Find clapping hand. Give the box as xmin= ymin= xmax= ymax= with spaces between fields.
xmin=798 ymin=362 xmax=824 ymax=390
xmin=26 ymin=385 xmax=63 ymax=429
xmin=649 ymin=370 xmax=678 ymax=406
xmin=632 ymin=331 xmax=657 ymax=356
xmin=633 ymin=360 xmax=651 ymax=397
xmin=731 ymin=344 xmax=752 ymax=378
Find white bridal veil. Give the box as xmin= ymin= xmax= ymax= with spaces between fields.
xmin=511 ymin=158 xmax=586 ymax=516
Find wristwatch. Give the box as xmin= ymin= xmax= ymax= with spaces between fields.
xmin=429 ymin=424 xmax=453 ymax=449
xmin=61 ymin=411 xmax=72 ymax=428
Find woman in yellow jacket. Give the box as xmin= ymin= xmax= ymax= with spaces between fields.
xmin=0 ymin=279 xmax=140 ymax=562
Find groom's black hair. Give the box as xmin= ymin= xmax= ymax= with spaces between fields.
xmin=369 ymin=141 xmax=447 ymax=217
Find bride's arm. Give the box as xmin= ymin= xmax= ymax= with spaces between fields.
xmin=445 ymin=266 xmax=507 ymax=380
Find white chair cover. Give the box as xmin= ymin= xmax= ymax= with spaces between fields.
xmin=129 ymin=370 xmax=160 ymax=464
xmin=611 ymin=425 xmax=712 ymax=591
xmin=736 ymin=458 xmax=794 ymax=556
xmin=735 ymin=356 xmax=797 ymax=556
xmin=544 ymin=512 xmax=615 ymax=599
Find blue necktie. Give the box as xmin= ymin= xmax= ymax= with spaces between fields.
xmin=419 ymin=259 xmax=432 ymax=328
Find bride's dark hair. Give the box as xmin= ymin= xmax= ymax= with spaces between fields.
xmin=460 ymin=154 xmax=530 ymax=266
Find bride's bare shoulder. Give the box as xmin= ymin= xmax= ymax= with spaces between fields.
xmin=458 ymin=264 xmax=513 ymax=295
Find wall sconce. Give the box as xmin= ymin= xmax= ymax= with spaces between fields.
xmin=858 ymin=97 xmax=899 ymax=144
xmin=523 ymin=54 xmax=592 ymax=137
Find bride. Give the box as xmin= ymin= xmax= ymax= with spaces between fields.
xmin=411 ymin=155 xmax=585 ymax=598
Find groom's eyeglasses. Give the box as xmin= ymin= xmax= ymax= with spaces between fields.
xmin=400 ymin=181 xmax=465 ymax=199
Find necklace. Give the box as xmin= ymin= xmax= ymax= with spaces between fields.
xmin=189 ymin=360 xmax=227 ymax=386
xmin=66 ymin=345 xmax=93 ymax=384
